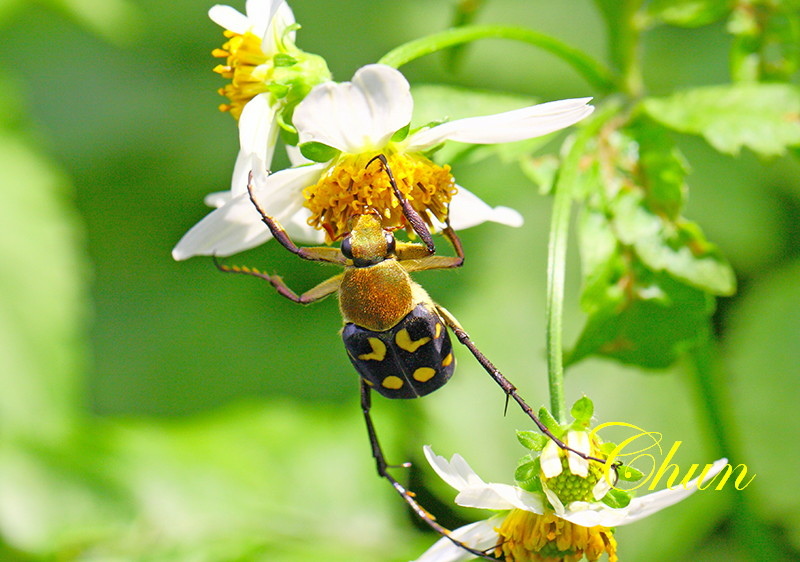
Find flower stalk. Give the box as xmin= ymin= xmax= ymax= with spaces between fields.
xmin=378 ymin=25 xmax=617 ymax=94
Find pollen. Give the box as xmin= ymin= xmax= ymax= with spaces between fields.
xmin=494 ymin=509 xmax=618 ymax=562
xmin=302 ymin=152 xmax=456 ymax=242
xmin=213 ymin=30 xmax=270 ymax=120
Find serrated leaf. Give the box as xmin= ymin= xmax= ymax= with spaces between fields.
xmin=613 ymin=189 xmax=736 ymax=296
xmin=642 ymin=84 xmax=800 ymax=156
xmin=570 ymin=208 xmax=717 ymax=368
xmin=570 ymin=396 xmax=594 ymax=425
xmin=517 ymin=430 xmax=548 ymax=451
xmin=646 ymin=0 xmax=730 ymax=28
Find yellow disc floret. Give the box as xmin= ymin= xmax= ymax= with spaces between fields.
xmin=303 ymin=151 xmax=456 ymax=242
xmin=213 ymin=30 xmax=271 ymax=119
xmin=495 ymin=509 xmax=618 ymax=562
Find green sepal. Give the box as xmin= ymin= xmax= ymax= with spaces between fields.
xmin=300 ymin=142 xmax=339 ymax=163
xmin=570 ymin=396 xmax=594 ymax=426
xmin=602 ymin=488 xmax=632 ymax=509
xmin=515 ymin=456 xmax=543 ymax=493
xmin=516 ymin=430 xmax=548 ymax=452
xmin=538 ymin=407 xmax=562 ymax=437
xmin=273 ymin=53 xmax=298 ymax=68
xmin=600 ymin=442 xmax=618 ymax=456
xmin=616 ymin=464 xmax=644 ymax=482
xmin=391 ymin=124 xmax=410 ymax=143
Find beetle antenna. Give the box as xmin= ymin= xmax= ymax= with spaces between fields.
xmin=367 ymin=154 xmax=435 ymax=254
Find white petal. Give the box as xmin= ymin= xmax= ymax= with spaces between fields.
xmin=204 ymin=190 xmax=230 ymax=208
xmin=423 ymin=445 xmax=485 ymax=492
xmin=561 ymin=457 xmax=730 ymax=528
xmin=455 ymin=483 xmax=543 ymax=513
xmin=542 ymin=482 xmax=566 ymax=515
xmin=406 ymin=98 xmax=594 ymax=151
xmin=238 ymin=95 xmax=280 ymax=180
xmin=294 ymin=64 xmax=412 ymax=153
xmin=172 ymin=164 xmax=325 ymax=259
xmin=284 ymin=206 xmax=326 ymax=243
xmin=446 ymin=186 xmax=524 ymax=231
xmin=539 ymin=440 xmax=563 ymax=478
xmin=616 ymin=457 xmax=730 ymax=525
xmin=208 ymin=5 xmax=250 ymax=34
xmin=566 ymin=431 xmax=591 ymax=478
xmin=414 ymin=517 xmax=501 ymax=562
xmin=285 ymin=144 xmax=313 ymax=167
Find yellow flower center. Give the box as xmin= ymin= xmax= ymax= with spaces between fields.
xmin=302 ymin=151 xmax=456 ymax=242
xmin=213 ymin=30 xmax=271 ymax=119
xmin=495 ymin=509 xmax=618 ymax=562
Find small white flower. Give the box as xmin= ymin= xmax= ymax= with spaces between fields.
xmin=174 ymin=64 xmax=593 ymax=259
xmin=416 ymin=445 xmax=728 ymax=562
xmin=210 ymin=0 xmax=330 ymax=171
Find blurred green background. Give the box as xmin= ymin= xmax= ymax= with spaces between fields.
xmin=1 ymin=0 xmax=798 ymax=560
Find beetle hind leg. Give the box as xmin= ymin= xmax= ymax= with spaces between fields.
xmin=359 ymin=381 xmax=498 ymax=561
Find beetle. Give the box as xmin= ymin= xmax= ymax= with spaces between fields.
xmin=216 ymin=154 xmax=605 ymax=558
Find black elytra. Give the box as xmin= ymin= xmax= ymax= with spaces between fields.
xmin=342 ymin=302 xmax=456 ymax=399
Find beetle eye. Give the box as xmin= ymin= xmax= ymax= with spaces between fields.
xmin=384 ymin=231 xmax=396 ymax=255
xmin=341 ymin=235 xmax=353 ymax=259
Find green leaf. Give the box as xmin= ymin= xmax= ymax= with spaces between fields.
xmin=299 ymin=141 xmax=340 ymax=163
xmin=570 ymin=396 xmax=594 ymax=425
xmin=728 ymin=1 xmax=800 ymax=81
xmin=642 ymin=84 xmax=800 ymax=156
xmin=516 ymin=430 xmax=548 ymax=451
xmin=602 ymin=488 xmax=632 ymax=509
xmin=613 ymin=189 xmax=736 ymax=296
xmin=645 ymin=0 xmax=730 ymax=28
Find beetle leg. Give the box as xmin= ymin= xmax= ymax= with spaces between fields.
xmin=367 ymin=154 xmax=436 ymax=255
xmin=214 ymin=257 xmax=342 ymax=304
xmin=245 ymin=172 xmax=347 ymax=265
xmin=359 ymin=381 xmax=497 ymax=561
xmin=436 ymin=305 xmax=610 ymax=467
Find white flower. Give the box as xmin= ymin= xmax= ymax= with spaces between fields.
xmin=210 ymin=0 xmax=330 ymax=170
xmin=174 ymin=64 xmax=593 ymax=260
xmin=416 ymin=445 xmax=729 ymax=562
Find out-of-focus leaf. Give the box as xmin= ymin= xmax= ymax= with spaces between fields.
xmin=727 ymin=260 xmax=800 ymax=551
xmin=568 ymin=119 xmax=734 ymax=368
xmin=570 ymin=395 xmax=594 ymax=425
xmin=46 ymin=0 xmax=142 ymax=44
xmin=728 ymin=0 xmax=800 ymax=82
xmin=642 ymin=84 xmax=800 ymax=156
xmin=645 ymin=0 xmax=731 ymax=28
xmin=569 ymin=209 xmax=714 ymax=368
xmin=410 ymin=84 xmax=548 ymax=164
xmin=0 ymin=133 xmax=86 ymax=442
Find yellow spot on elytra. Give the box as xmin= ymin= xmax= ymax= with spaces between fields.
xmin=434 ymin=322 xmax=442 ymax=339
xmin=396 ymin=329 xmax=430 ymax=353
xmin=358 ymin=337 xmax=387 ymax=361
xmin=363 ymin=379 xmax=374 ymax=386
xmin=413 ymin=367 xmax=436 ymax=382
xmin=382 ymin=376 xmax=404 ymax=390
xmin=303 ymin=152 xmax=456 ymax=242
xmin=441 ymin=353 xmax=453 ymax=367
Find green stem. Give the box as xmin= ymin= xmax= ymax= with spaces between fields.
xmin=545 ymin=103 xmax=618 ymax=422
xmin=378 ymin=25 xmax=617 ymax=94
